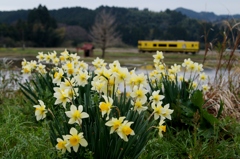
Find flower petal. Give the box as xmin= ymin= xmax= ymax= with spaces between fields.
xmin=80 ymin=138 xmax=88 ymax=147
xmin=70 ymin=127 xmax=78 ymax=135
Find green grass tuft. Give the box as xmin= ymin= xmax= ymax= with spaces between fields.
xmin=0 ymin=93 xmax=58 ymax=159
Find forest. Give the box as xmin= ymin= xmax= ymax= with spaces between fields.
xmin=0 ymin=5 xmax=239 ymax=48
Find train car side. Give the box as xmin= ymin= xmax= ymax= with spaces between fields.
xmin=138 ymin=40 xmax=200 ymax=54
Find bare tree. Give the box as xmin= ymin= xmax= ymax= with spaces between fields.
xmin=89 ymin=10 xmax=121 ymax=58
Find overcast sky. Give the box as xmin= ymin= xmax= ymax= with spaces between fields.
xmin=1 ymin=0 xmax=239 ymax=15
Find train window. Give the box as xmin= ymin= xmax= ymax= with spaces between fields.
xmin=145 ymin=43 xmax=147 ymax=46
xmin=192 ymin=44 xmax=194 ymax=47
xmin=169 ymin=44 xmax=177 ymax=47
xmin=138 ymin=43 xmax=141 ymax=46
xmin=153 ymin=44 xmax=157 ymax=47
xmin=158 ymin=44 xmax=167 ymax=47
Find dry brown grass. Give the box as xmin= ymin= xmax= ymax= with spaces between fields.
xmin=203 ymin=67 xmax=240 ymax=120
xmin=202 ymin=19 xmax=240 ymax=120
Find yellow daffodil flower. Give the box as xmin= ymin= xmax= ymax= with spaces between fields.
xmin=65 ymin=127 xmax=88 ymax=152
xmin=117 ymin=120 xmax=135 ymax=142
xmin=105 ymin=116 xmax=126 ymax=134
xmin=151 ymin=101 xmax=166 ymax=120
xmin=157 ymin=119 xmax=166 ymax=137
xmin=56 ymin=135 xmax=70 ymax=153
xmin=149 ymin=90 xmax=165 ymax=106
xmin=202 ymin=84 xmax=210 ymax=93
xmin=65 ymin=105 xmax=89 ymax=125
xmin=74 ymin=70 xmax=90 ymax=86
xmin=53 ymin=87 xmax=71 ymax=109
xmin=33 ymin=100 xmax=48 ymax=121
xmin=161 ymin=104 xmax=174 ymax=120
xmin=131 ymin=98 xmax=148 ymax=114
xmin=99 ymin=95 xmax=114 ymax=120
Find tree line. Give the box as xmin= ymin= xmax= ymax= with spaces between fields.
xmin=0 ymin=5 xmax=239 ymax=49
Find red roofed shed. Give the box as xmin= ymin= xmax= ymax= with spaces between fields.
xmin=76 ymin=43 xmax=94 ymax=57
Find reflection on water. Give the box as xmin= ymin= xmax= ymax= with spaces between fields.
xmin=135 ymin=67 xmax=229 ymax=83
xmin=0 ymin=70 xmax=23 ymax=91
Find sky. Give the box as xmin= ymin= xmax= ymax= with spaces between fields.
xmin=1 ymin=0 xmax=239 ymax=15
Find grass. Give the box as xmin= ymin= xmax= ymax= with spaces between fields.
xmin=0 ymin=91 xmax=58 ymax=159
xmin=140 ymin=120 xmax=240 ymax=159
xmin=1 ymin=92 xmax=240 ymax=158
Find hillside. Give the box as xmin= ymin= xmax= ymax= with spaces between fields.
xmin=0 ymin=5 xmax=239 ymax=48
xmin=0 ymin=10 xmax=29 ymax=23
xmin=175 ymin=7 xmax=240 ymax=21
xmin=1 ymin=6 xmax=240 ymax=24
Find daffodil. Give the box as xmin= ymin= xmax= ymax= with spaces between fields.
xmin=153 ymin=51 xmax=164 ymax=63
xmin=53 ymin=68 xmax=64 ymax=85
xmin=33 ymin=100 xmax=48 ymax=121
xmin=182 ymin=58 xmax=193 ymax=67
xmin=187 ymin=62 xmax=198 ymax=72
xmin=156 ymin=119 xmax=166 ymax=137
xmin=21 ymin=64 xmax=32 ymax=75
xmin=202 ymin=84 xmax=210 ymax=93
xmin=95 ymin=67 xmax=112 ymax=80
xmin=92 ymin=57 xmax=106 ymax=69
xmin=151 ymin=101 xmax=166 ymax=120
xmin=50 ymin=51 xmax=57 ymax=59
xmin=69 ymin=53 xmax=80 ymax=62
xmin=67 ymin=87 xmax=79 ymax=100
xmin=52 ymin=57 xmax=60 ymax=66
xmin=94 ymin=66 xmax=105 ymax=77
xmin=117 ymin=120 xmax=135 ymax=142
xmin=191 ymin=81 xmax=198 ymax=89
xmin=178 ymin=75 xmax=184 ymax=82
xmin=59 ymin=49 xmax=69 ymax=62
xmin=168 ymin=74 xmax=176 ymax=82
xmin=130 ymin=84 xmax=148 ymax=103
xmin=114 ymin=67 xmax=130 ymax=84
xmin=65 ymin=127 xmax=88 ymax=152
xmin=74 ymin=70 xmax=90 ymax=86
xmin=149 ymin=90 xmax=164 ymax=106
xmin=65 ymin=105 xmax=89 ymax=125
xmin=56 ymin=135 xmax=70 ymax=153
xmin=105 ymin=116 xmax=126 ymax=134
xmin=161 ymin=104 xmax=174 ymax=120
xmin=60 ymin=78 xmax=76 ymax=89
xmin=29 ymin=60 xmax=37 ymax=70
xmin=44 ymin=53 xmax=52 ymax=63
xmin=53 ymin=87 xmax=71 ymax=109
xmin=36 ymin=52 xmax=45 ymax=62
xmin=36 ymin=63 xmax=46 ymax=74
xmin=78 ymin=60 xmax=88 ymax=71
xmin=62 ymin=61 xmax=76 ymax=76
xmin=109 ymin=60 xmax=121 ymax=73
xmin=131 ymin=98 xmax=148 ymax=114
xmin=21 ymin=58 xmax=27 ymax=67
xmin=91 ymin=78 xmax=107 ymax=94
xmin=134 ymin=73 xmax=148 ymax=87
xmin=155 ymin=64 xmax=165 ymax=72
xmin=197 ymin=63 xmax=203 ymax=72
xmin=99 ymin=95 xmax=114 ymax=120
xmin=170 ymin=64 xmax=181 ymax=74
xmin=199 ymin=72 xmax=208 ymax=81
xmin=108 ymin=75 xmax=116 ymax=87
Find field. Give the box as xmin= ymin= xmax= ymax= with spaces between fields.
xmin=0 ymin=47 xmax=229 ymax=69
xmin=1 ymin=47 xmax=240 ymax=158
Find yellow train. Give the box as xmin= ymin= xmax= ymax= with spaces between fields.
xmin=138 ymin=40 xmax=200 ymax=54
